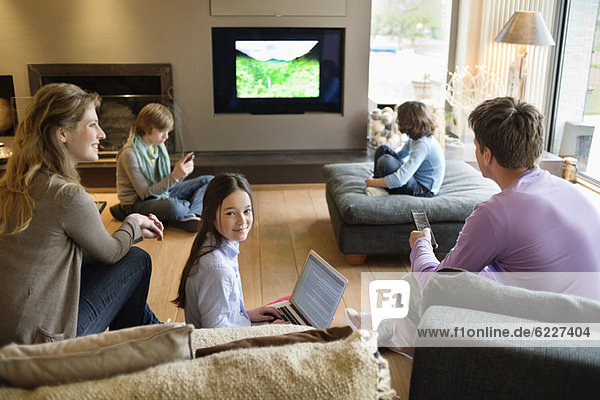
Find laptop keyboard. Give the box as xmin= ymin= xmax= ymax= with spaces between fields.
xmin=278 ymin=306 xmax=301 ymax=325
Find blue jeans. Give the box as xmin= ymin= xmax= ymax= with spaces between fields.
xmin=373 ymin=145 xmax=433 ymax=197
xmin=77 ymin=247 xmax=160 ymax=336
xmin=124 ymin=175 xmax=213 ymax=222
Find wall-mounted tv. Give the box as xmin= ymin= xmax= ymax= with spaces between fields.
xmin=212 ymin=27 xmax=344 ymax=114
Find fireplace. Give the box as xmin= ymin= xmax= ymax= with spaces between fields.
xmin=27 ymin=63 xmax=175 ymax=154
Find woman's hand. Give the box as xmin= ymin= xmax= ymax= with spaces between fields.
xmin=128 ymin=213 xmax=164 ymax=241
xmin=247 ymin=306 xmax=286 ymax=323
xmin=171 ymin=153 xmax=195 ymax=181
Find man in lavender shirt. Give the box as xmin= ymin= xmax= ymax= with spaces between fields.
xmin=345 ymin=97 xmax=600 ymax=352
xmin=410 ymin=96 xmax=600 ymax=302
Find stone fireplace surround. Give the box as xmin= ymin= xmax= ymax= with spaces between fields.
xmin=27 ymin=63 xmax=175 ymax=154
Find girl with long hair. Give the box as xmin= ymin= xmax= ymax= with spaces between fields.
xmin=0 ymin=83 xmax=164 ymax=346
xmin=173 ymin=173 xmax=283 ymax=328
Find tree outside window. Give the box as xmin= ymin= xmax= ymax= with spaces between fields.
xmin=369 ymin=0 xmax=452 ymax=107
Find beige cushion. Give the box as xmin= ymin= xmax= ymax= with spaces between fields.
xmin=0 ymin=323 xmax=193 ymax=388
xmin=191 ymin=323 xmax=313 ymax=349
xmin=0 ymin=328 xmax=394 ymax=400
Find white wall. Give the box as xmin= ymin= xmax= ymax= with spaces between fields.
xmin=0 ymin=0 xmax=371 ymax=152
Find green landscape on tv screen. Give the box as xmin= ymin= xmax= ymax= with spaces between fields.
xmin=235 ymin=40 xmax=320 ymax=98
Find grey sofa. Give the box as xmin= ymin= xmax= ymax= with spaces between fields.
xmin=322 ymin=160 xmax=499 ymax=263
xmin=409 ymin=270 xmax=600 ymax=399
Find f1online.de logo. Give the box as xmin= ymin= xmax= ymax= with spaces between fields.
xmin=369 ymin=280 xmax=411 ymax=330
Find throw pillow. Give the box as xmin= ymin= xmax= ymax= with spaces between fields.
xmin=0 ymin=323 xmax=193 ymax=388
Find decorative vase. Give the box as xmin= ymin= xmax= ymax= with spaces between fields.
xmin=411 ymin=80 xmax=432 ymax=100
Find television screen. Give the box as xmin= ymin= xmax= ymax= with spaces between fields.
xmin=235 ymin=40 xmax=320 ymax=99
xmin=213 ymin=28 xmax=344 ymax=114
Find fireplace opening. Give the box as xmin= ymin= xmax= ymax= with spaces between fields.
xmin=39 ymin=76 xmax=163 ymax=96
xmin=27 ymin=64 xmax=175 ymax=155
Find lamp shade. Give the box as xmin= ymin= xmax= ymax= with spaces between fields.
xmin=495 ymin=11 xmax=555 ymax=46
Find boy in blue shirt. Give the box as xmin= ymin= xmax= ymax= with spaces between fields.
xmin=366 ymin=101 xmax=445 ymax=196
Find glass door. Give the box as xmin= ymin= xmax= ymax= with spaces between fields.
xmin=368 ymin=0 xmax=454 ymax=107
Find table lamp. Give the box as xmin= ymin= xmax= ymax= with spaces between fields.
xmin=495 ymin=11 xmax=555 ymax=99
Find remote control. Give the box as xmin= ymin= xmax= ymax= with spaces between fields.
xmin=411 ymin=209 xmax=438 ymax=249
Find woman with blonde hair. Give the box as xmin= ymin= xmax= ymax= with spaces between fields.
xmin=0 ymin=83 xmax=164 ymax=346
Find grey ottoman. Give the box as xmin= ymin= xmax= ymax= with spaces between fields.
xmin=322 ymin=160 xmax=500 ymax=264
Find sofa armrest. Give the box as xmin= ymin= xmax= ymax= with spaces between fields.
xmin=423 ymin=269 xmax=600 ymax=323
xmin=410 ymin=305 xmax=600 ymax=399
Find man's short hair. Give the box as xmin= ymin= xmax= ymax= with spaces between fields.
xmin=468 ymin=97 xmax=544 ymax=169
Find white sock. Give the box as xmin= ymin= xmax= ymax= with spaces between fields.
xmin=365 ymin=187 xmax=389 ymax=197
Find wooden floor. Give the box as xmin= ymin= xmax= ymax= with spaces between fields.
xmin=93 ymin=183 xmax=413 ymax=398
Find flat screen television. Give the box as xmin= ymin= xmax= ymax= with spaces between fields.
xmin=212 ymin=27 xmax=344 ymax=114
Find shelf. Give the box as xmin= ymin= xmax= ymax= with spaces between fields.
xmin=76 ymin=149 xmax=370 ymax=187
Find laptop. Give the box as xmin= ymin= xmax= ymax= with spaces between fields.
xmin=269 ymin=250 xmax=348 ymax=329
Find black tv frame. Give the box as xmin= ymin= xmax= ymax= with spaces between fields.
xmin=212 ymin=27 xmax=344 ymax=115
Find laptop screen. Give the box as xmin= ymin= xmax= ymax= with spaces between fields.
xmin=291 ymin=251 xmax=347 ymax=328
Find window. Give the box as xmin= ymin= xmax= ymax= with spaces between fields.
xmin=550 ymin=1 xmax=600 ymax=183
xmin=368 ymin=0 xmax=454 ymax=107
